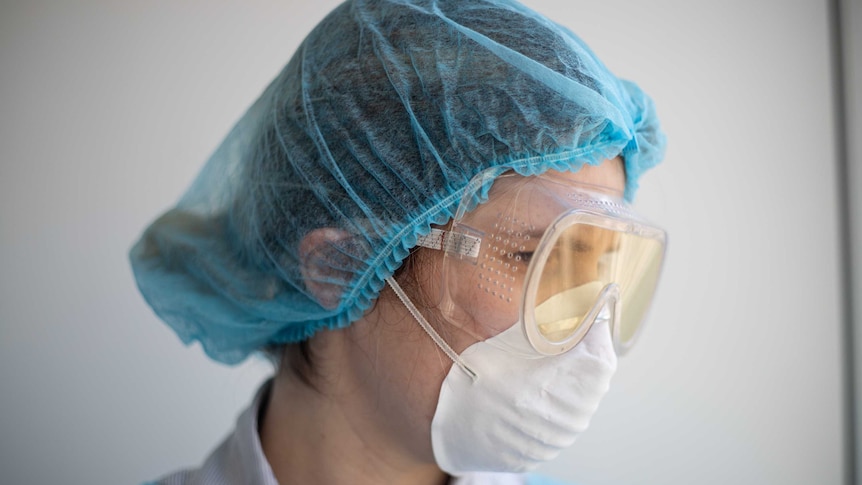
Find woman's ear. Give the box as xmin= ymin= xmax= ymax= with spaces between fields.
xmin=299 ymin=228 xmax=354 ymax=310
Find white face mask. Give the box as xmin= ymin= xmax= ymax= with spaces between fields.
xmin=385 ymin=276 xmax=618 ymax=475
xmin=430 ymin=312 xmax=617 ymax=475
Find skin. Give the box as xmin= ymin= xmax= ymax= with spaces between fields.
xmin=259 ymin=157 xmax=626 ymax=485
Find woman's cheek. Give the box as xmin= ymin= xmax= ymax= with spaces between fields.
xmin=462 ymin=282 xmax=522 ymax=338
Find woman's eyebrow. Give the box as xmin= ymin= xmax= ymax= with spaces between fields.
xmin=569 ymin=239 xmax=594 ymax=252
xmin=523 ymin=229 xmax=545 ymax=237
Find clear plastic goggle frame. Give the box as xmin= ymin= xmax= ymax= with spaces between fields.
xmin=416 ymin=168 xmax=667 ymax=357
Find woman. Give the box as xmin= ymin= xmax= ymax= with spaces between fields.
xmin=130 ymin=1 xmax=667 ymax=483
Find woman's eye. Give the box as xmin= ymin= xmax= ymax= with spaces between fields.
xmin=515 ymin=251 xmax=534 ymax=263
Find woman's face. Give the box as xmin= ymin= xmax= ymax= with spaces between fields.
xmin=437 ymin=161 xmax=627 ymax=342
xmin=321 ymin=157 xmax=626 ymax=467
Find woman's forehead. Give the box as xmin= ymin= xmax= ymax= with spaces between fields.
xmin=555 ymin=157 xmax=626 ymax=194
xmin=490 ymin=157 xmax=626 ymax=198
xmin=463 ymin=158 xmax=625 ymax=233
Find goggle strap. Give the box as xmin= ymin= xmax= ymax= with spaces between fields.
xmin=385 ymin=276 xmax=479 ymax=381
xmin=415 ymin=228 xmax=481 ymax=259
xmin=415 ymin=228 xmax=445 ymax=250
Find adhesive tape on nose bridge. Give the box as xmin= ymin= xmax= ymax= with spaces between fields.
xmin=416 ymin=228 xmax=483 ymax=262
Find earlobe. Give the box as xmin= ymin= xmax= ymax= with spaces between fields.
xmin=299 ymin=228 xmax=354 ymax=310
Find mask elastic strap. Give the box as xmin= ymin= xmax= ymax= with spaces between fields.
xmin=385 ymin=277 xmax=478 ymax=381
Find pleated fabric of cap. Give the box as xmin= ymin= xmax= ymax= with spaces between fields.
xmin=129 ymin=0 xmax=666 ymax=364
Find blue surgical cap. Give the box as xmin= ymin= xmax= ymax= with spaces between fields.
xmin=130 ymin=0 xmax=666 ymax=364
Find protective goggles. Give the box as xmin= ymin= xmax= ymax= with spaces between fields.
xmin=415 ymin=168 xmax=667 ymax=357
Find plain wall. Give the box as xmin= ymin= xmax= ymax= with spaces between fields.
xmin=0 ymin=1 xmax=846 ymax=484
xmin=845 ymin=0 xmax=862 ymax=480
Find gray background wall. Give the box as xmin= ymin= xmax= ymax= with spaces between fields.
xmin=0 ymin=1 xmax=854 ymax=484
xmin=844 ymin=0 xmax=862 ymax=481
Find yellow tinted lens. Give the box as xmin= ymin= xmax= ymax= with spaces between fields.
xmin=614 ymin=234 xmax=664 ymax=345
xmin=534 ymin=280 xmax=604 ymax=342
xmin=534 ymin=223 xmax=663 ymax=345
xmin=534 ymin=223 xmax=616 ymax=342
